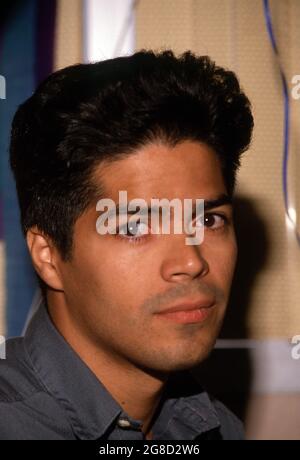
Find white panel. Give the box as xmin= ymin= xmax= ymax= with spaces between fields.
xmin=216 ymin=339 xmax=300 ymax=393
xmin=83 ymin=0 xmax=136 ymax=62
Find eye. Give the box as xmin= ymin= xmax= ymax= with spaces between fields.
xmin=118 ymin=220 xmax=149 ymax=238
xmin=203 ymin=213 xmax=228 ymax=230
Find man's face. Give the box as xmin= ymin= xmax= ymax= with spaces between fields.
xmin=56 ymin=140 xmax=237 ymax=373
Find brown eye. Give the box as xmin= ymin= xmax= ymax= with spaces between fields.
xmin=204 ymin=213 xmax=227 ymax=229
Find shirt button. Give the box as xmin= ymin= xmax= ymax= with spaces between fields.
xmin=117 ymin=418 xmax=132 ymax=428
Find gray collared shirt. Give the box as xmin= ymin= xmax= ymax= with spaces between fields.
xmin=0 ymin=305 xmax=243 ymax=440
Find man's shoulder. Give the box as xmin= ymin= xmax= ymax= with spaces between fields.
xmin=170 ymin=371 xmax=244 ymax=440
xmin=0 ymin=337 xmax=73 ymax=439
xmin=0 ymin=337 xmax=44 ymax=403
xmin=209 ymin=397 xmax=244 ymax=440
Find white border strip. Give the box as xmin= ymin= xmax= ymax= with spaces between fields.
xmin=216 ymin=339 xmax=300 ymax=393
xmin=83 ymin=0 xmax=136 ymax=62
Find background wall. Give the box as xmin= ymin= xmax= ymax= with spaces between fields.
xmin=54 ymin=0 xmax=83 ymax=71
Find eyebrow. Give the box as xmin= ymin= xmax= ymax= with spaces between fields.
xmin=105 ymin=193 xmax=232 ymax=217
xmin=204 ymin=194 xmax=232 ymax=210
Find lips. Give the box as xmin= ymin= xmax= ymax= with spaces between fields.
xmin=155 ymin=298 xmax=215 ymax=324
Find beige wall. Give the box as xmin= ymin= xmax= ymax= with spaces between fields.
xmin=246 ymin=394 xmax=300 ymax=440
xmin=54 ymin=0 xmax=83 ymax=71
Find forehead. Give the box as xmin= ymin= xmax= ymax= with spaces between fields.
xmin=93 ymin=140 xmax=226 ymax=200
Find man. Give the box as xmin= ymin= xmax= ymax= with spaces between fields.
xmin=0 ymin=50 xmax=253 ymax=440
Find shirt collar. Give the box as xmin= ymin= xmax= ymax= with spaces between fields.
xmin=24 ymin=304 xmax=220 ymax=440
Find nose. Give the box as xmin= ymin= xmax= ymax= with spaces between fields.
xmin=160 ymin=233 xmax=209 ymax=283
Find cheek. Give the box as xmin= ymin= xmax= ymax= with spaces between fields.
xmin=79 ymin=245 xmax=148 ymax=308
xmin=207 ymin=237 xmax=237 ymax=289
xmin=219 ymin=242 xmax=237 ymax=288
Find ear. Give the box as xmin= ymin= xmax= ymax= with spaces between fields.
xmin=26 ymin=226 xmax=64 ymax=291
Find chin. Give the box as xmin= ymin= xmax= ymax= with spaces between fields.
xmin=142 ymin=344 xmax=215 ymax=374
xmin=170 ymin=348 xmax=213 ymax=372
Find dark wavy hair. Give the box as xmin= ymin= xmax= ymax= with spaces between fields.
xmin=10 ymin=50 xmax=254 ymax=261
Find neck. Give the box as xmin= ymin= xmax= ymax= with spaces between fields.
xmin=47 ymin=294 xmax=169 ymax=437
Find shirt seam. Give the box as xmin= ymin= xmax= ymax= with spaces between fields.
xmin=0 ymin=389 xmax=46 ymax=404
xmin=154 ymin=396 xmax=219 ymax=439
